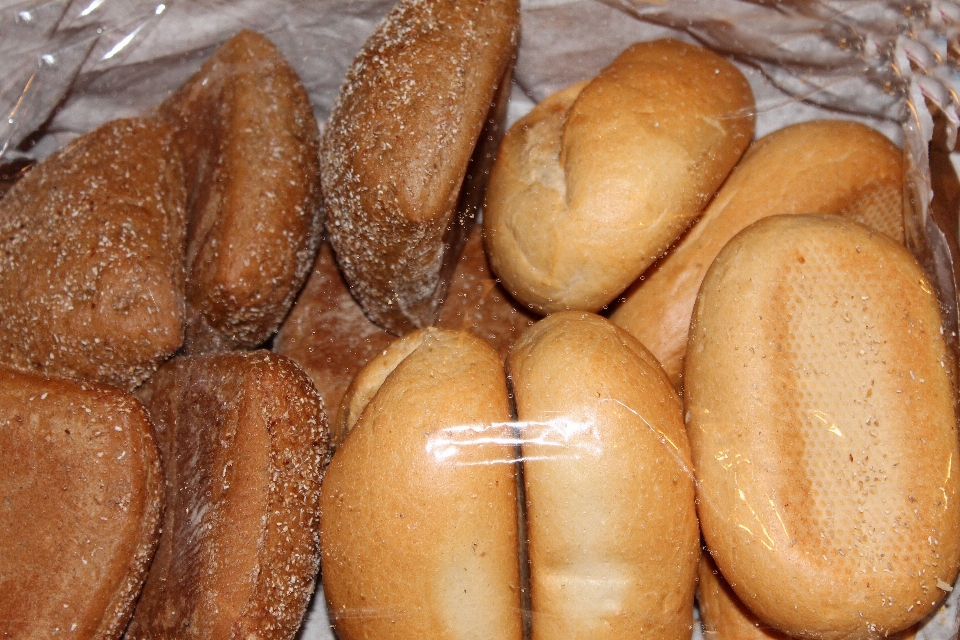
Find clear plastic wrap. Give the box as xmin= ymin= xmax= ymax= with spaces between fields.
xmin=3 ymin=1 xmax=960 ymax=639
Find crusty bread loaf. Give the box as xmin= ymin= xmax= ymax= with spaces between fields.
xmin=322 ymin=0 xmax=520 ymax=334
xmin=126 ymin=351 xmax=328 ymax=639
xmin=483 ymin=39 xmax=755 ymax=314
xmin=161 ymin=30 xmax=322 ymax=352
xmin=611 ymin=120 xmax=904 ymax=388
xmin=0 ymin=365 xmax=163 ymax=639
xmin=508 ymin=312 xmax=699 ymax=640
xmin=320 ymin=328 xmax=522 ymax=640
xmin=685 ymin=215 xmax=960 ymax=639
xmin=0 ymin=116 xmax=185 ymax=391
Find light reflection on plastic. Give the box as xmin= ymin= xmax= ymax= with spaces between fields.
xmin=155 ymin=4 xmax=166 ymax=15
xmin=17 ymin=10 xmax=32 ymax=22
xmin=809 ymin=409 xmax=843 ymax=437
xmin=41 ymin=54 xmax=55 ymax=65
xmin=423 ymin=420 xmax=602 ymax=466
xmin=80 ymin=0 xmax=107 ymax=17
xmin=102 ymin=24 xmax=145 ymax=60
xmin=770 ymin=499 xmax=790 ymax=538
xmin=738 ymin=489 xmax=776 ymax=550
xmin=606 ymin=398 xmax=693 ymax=478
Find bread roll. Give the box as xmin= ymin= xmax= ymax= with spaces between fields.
xmin=685 ymin=214 xmax=960 ymax=638
xmin=611 ymin=120 xmax=904 ymax=387
xmin=320 ymin=329 xmax=522 ymax=640
xmin=508 ymin=312 xmax=699 ymax=640
xmin=161 ymin=30 xmax=322 ymax=352
xmin=483 ymin=39 xmax=755 ymax=314
xmin=0 ymin=365 xmax=163 ymax=639
xmin=126 ymin=351 xmax=328 ymax=639
xmin=0 ymin=117 xmax=185 ymax=391
xmin=322 ymin=0 xmax=520 ymax=334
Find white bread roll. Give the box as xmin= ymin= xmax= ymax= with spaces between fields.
xmin=508 ymin=312 xmax=699 ymax=640
xmin=686 ymin=214 xmax=960 ymax=639
xmin=484 ymin=39 xmax=755 ymax=314
xmin=320 ymin=328 xmax=522 ymax=640
xmin=611 ymin=120 xmax=904 ymax=388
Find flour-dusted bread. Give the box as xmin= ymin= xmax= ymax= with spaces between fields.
xmin=126 ymin=351 xmax=329 ymax=639
xmin=686 ymin=215 xmax=960 ymax=639
xmin=0 ymin=117 xmax=186 ymax=391
xmin=161 ymin=30 xmax=322 ymax=352
xmin=322 ymin=0 xmax=520 ymax=334
xmin=612 ymin=120 xmax=904 ymax=387
xmin=320 ymin=328 xmax=522 ymax=640
xmin=484 ymin=39 xmax=755 ymax=315
xmin=0 ymin=365 xmax=163 ymax=639
xmin=508 ymin=312 xmax=699 ymax=640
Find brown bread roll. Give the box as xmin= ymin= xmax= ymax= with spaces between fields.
xmin=0 ymin=365 xmax=163 ymax=639
xmin=322 ymin=0 xmax=520 ymax=334
xmin=320 ymin=328 xmax=522 ymax=640
xmin=483 ymin=38 xmax=755 ymax=315
xmin=126 ymin=350 xmax=329 ymax=639
xmin=161 ymin=30 xmax=322 ymax=352
xmin=0 ymin=116 xmax=185 ymax=391
xmin=611 ymin=120 xmax=904 ymax=388
xmin=685 ymin=214 xmax=960 ymax=639
xmin=508 ymin=312 xmax=699 ymax=640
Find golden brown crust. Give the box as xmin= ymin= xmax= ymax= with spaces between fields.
xmin=611 ymin=120 xmax=904 ymax=388
xmin=508 ymin=312 xmax=698 ymax=640
xmin=322 ymin=0 xmax=520 ymax=334
xmin=686 ymin=215 xmax=960 ymax=639
xmin=126 ymin=350 xmax=329 ymax=639
xmin=161 ymin=30 xmax=322 ymax=352
xmin=483 ymin=39 xmax=755 ymax=314
xmin=0 ymin=117 xmax=186 ymax=391
xmin=320 ymin=328 xmax=522 ymax=640
xmin=0 ymin=365 xmax=163 ymax=639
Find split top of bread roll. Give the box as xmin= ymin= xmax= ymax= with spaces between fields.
xmin=686 ymin=214 xmax=960 ymax=639
xmin=483 ymin=38 xmax=755 ymax=314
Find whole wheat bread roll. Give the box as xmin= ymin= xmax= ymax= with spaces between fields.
xmin=320 ymin=328 xmax=522 ymax=640
xmin=685 ymin=215 xmax=960 ymax=639
xmin=483 ymin=38 xmax=755 ymax=315
xmin=322 ymin=0 xmax=520 ymax=334
xmin=611 ymin=120 xmax=904 ymax=388
xmin=508 ymin=312 xmax=699 ymax=640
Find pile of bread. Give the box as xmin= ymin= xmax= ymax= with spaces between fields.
xmin=1 ymin=1 xmax=957 ymax=640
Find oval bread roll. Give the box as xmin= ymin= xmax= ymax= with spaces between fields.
xmin=611 ymin=120 xmax=904 ymax=388
xmin=320 ymin=329 xmax=522 ymax=640
xmin=483 ymin=39 xmax=755 ymax=314
xmin=685 ymin=215 xmax=960 ymax=639
xmin=508 ymin=312 xmax=699 ymax=640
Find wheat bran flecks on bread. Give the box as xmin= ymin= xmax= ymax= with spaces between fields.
xmin=483 ymin=38 xmax=755 ymax=315
xmin=0 ymin=365 xmax=163 ymax=640
xmin=685 ymin=214 xmax=960 ymax=640
xmin=611 ymin=120 xmax=904 ymax=389
xmin=0 ymin=116 xmax=186 ymax=391
xmin=508 ymin=312 xmax=699 ymax=640
xmin=161 ymin=30 xmax=322 ymax=353
xmin=125 ymin=351 xmax=329 ymax=640
xmin=322 ymin=0 xmax=520 ymax=335
xmin=320 ymin=328 xmax=522 ymax=640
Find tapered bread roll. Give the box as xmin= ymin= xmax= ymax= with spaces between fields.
xmin=483 ymin=39 xmax=755 ymax=315
xmin=320 ymin=329 xmax=522 ymax=640
xmin=508 ymin=312 xmax=699 ymax=640
xmin=0 ymin=117 xmax=185 ymax=391
xmin=322 ymin=0 xmax=520 ymax=334
xmin=126 ymin=351 xmax=328 ymax=639
xmin=161 ymin=30 xmax=322 ymax=352
xmin=612 ymin=120 xmax=904 ymax=387
xmin=0 ymin=365 xmax=163 ymax=639
xmin=685 ymin=215 xmax=960 ymax=639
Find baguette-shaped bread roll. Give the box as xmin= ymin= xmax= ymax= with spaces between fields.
xmin=612 ymin=120 xmax=904 ymax=388
xmin=508 ymin=312 xmax=699 ymax=640
xmin=686 ymin=215 xmax=960 ymax=639
xmin=484 ymin=39 xmax=754 ymax=314
xmin=322 ymin=0 xmax=520 ymax=334
xmin=320 ymin=329 xmax=522 ymax=640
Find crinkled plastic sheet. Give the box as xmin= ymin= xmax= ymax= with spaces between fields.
xmin=2 ymin=0 xmax=959 ymax=638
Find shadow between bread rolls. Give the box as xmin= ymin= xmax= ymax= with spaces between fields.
xmin=320 ymin=313 xmax=700 ymax=640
